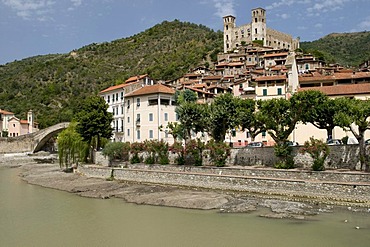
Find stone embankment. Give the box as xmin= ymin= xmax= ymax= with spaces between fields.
xmin=78 ymin=164 xmax=370 ymax=207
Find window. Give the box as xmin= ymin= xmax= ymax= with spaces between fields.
xmin=127 ymin=116 xmax=130 ymax=123
xmin=164 ymin=113 xmax=168 ymax=121
xmin=149 ymin=130 xmax=153 ymax=139
xmin=149 ymin=113 xmax=153 ymax=122
xmin=107 ymin=95 xmax=110 ymax=103
xmin=255 ymin=28 xmax=257 ymax=34
xmin=160 ymin=99 xmax=170 ymax=106
xmin=149 ymin=98 xmax=158 ymax=106
xmin=116 ymin=93 xmax=118 ymax=101
xmin=121 ymin=120 xmax=124 ymax=132
xmin=121 ymin=92 xmax=124 ymax=100
xmin=127 ymin=129 xmax=130 ymax=137
xmin=121 ymin=106 xmax=124 ymax=115
xmin=136 ymin=114 xmax=140 ymax=123
xmin=137 ymin=130 xmax=141 ymax=140
xmin=116 ymin=108 xmax=119 ymax=115
xmin=262 ymin=131 xmax=266 ymax=138
xmin=263 ymin=89 xmax=267 ymax=96
xmin=277 ymin=88 xmax=282 ymax=95
xmin=137 ymin=98 xmax=140 ymax=107
xmin=127 ymin=100 xmax=130 ymax=109
xmin=112 ymin=94 xmax=115 ymax=102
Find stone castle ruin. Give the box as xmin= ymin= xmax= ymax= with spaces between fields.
xmin=223 ymin=7 xmax=300 ymax=53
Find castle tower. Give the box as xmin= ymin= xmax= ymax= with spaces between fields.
xmin=251 ymin=8 xmax=267 ymax=45
xmin=223 ymin=15 xmax=236 ymax=53
xmin=27 ymin=110 xmax=34 ymax=133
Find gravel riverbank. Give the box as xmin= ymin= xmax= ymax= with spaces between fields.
xmin=2 ymin=155 xmax=370 ymax=220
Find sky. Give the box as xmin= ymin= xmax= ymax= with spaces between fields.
xmin=1 ymin=0 xmax=370 ymax=65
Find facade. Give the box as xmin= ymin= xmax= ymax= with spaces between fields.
xmin=124 ymin=84 xmax=177 ymax=144
xmin=7 ymin=110 xmax=39 ymax=137
xmin=223 ymin=8 xmax=300 ymax=53
xmin=0 ymin=109 xmax=15 ymax=136
xmin=99 ymin=74 xmax=156 ymax=141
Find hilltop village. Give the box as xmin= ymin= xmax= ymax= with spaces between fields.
xmin=99 ymin=7 xmax=370 ymax=147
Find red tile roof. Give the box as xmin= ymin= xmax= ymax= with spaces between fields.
xmin=0 ymin=109 xmax=14 ymax=115
xmin=125 ymin=74 xmax=149 ymax=83
xmin=125 ymin=84 xmax=175 ymax=97
xmin=263 ymin=52 xmax=288 ymax=58
xmin=255 ymin=75 xmax=287 ymax=82
xmin=99 ymin=82 xmax=138 ymax=94
xmin=299 ymin=83 xmax=370 ymax=96
xmin=299 ymin=72 xmax=370 ymax=83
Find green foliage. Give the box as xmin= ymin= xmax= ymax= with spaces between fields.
xmin=301 ymin=31 xmax=370 ymax=66
xmin=273 ymin=142 xmax=295 ymax=169
xmin=170 ymin=141 xmax=185 ymax=165
xmin=208 ymin=93 xmax=242 ymax=142
xmin=130 ymin=142 xmax=145 ymax=164
xmin=0 ymin=21 xmax=223 ymax=128
xmin=252 ymin=40 xmax=264 ymax=46
xmin=238 ymin=98 xmax=264 ymax=141
xmin=186 ymin=139 xmax=206 ymax=166
xmin=143 ymin=140 xmax=169 ymax=165
xmin=300 ymin=137 xmax=329 ymax=171
xmin=75 ymin=95 xmax=113 ymax=151
xmin=206 ymin=140 xmax=230 ymax=167
xmin=102 ymin=142 xmax=130 ymax=166
xmin=57 ymin=122 xmax=88 ymax=169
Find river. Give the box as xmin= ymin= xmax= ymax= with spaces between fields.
xmin=1 ymin=167 xmax=370 ymax=247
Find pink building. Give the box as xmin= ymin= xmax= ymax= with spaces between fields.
xmin=7 ymin=110 xmax=39 ymax=137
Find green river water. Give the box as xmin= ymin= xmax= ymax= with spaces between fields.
xmin=1 ymin=167 xmax=370 ymax=247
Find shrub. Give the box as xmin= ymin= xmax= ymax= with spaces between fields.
xmin=143 ymin=140 xmax=169 ymax=165
xmin=207 ymin=140 xmax=230 ymax=167
xmin=186 ymin=139 xmax=205 ymax=166
xmin=130 ymin=142 xmax=145 ymax=164
xmin=274 ymin=142 xmax=295 ymax=169
xmin=300 ymin=137 xmax=329 ymax=171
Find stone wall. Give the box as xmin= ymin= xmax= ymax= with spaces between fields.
xmin=78 ymin=164 xmax=370 ymax=203
xmin=0 ymin=136 xmax=34 ymax=154
xmin=95 ymin=145 xmax=362 ymax=170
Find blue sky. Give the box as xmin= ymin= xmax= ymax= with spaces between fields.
xmin=1 ymin=0 xmax=369 ymax=65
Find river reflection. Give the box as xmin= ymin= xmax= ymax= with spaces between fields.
xmin=1 ymin=167 xmax=370 ymax=247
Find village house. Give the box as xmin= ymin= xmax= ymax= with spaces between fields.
xmin=0 ymin=109 xmax=15 ymax=136
xmin=7 ymin=110 xmax=38 ymax=137
xmin=99 ymin=74 xmax=156 ymax=141
xmin=124 ymin=84 xmax=177 ymax=144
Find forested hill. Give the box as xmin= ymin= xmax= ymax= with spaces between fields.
xmin=0 ymin=20 xmax=223 ymax=128
xmin=1 ymin=19 xmax=369 ymax=129
xmin=300 ymin=31 xmax=370 ymax=67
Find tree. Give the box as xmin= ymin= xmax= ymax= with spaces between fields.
xmin=57 ymin=122 xmax=88 ymax=170
xmin=291 ymin=90 xmax=339 ymax=140
xmin=102 ymin=142 xmax=130 ymax=167
xmin=75 ymin=96 xmax=113 ymax=162
xmin=208 ymin=93 xmax=242 ymax=142
xmin=238 ymin=98 xmax=265 ymax=141
xmin=175 ymin=90 xmax=208 ymax=142
xmin=335 ymin=98 xmax=370 ymax=171
xmin=258 ymin=98 xmax=301 ymax=167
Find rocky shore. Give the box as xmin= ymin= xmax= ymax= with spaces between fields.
xmin=1 ymin=154 xmax=369 ymax=220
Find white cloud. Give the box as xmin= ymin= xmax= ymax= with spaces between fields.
xmin=307 ymin=0 xmax=350 ymax=13
xmin=2 ymin=0 xmax=55 ymax=20
xmin=213 ymin=0 xmax=235 ymax=17
xmin=70 ymin=0 xmax=82 ymax=7
xmin=314 ymin=23 xmax=323 ymax=28
xmin=279 ymin=13 xmax=289 ymax=19
xmin=359 ymin=16 xmax=370 ymax=30
xmin=266 ymin=0 xmax=294 ymax=10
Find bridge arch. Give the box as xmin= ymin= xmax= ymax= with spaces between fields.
xmin=32 ymin=122 xmax=70 ymax=153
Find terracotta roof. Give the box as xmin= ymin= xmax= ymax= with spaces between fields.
xmin=255 ymin=75 xmax=287 ymax=82
xmin=125 ymin=84 xmax=175 ymax=97
xmin=0 ymin=109 xmax=14 ymax=115
xmin=184 ymin=86 xmax=215 ymax=95
xmin=192 ymin=83 xmax=207 ymax=88
xmin=202 ymin=75 xmax=222 ymax=80
xmin=263 ymin=52 xmax=288 ymax=58
xmin=299 ymin=72 xmax=370 ymax=83
xmin=299 ymin=83 xmax=370 ymax=96
xmin=125 ymin=74 xmax=149 ymax=83
xmin=99 ymin=82 xmax=138 ymax=94
xmin=20 ymin=120 xmax=29 ymax=124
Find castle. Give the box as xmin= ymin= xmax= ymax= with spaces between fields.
xmin=223 ymin=7 xmax=300 ymax=53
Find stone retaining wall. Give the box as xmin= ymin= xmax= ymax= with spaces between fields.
xmin=78 ymin=165 xmax=370 ymax=204
xmin=95 ymin=144 xmax=362 ymax=170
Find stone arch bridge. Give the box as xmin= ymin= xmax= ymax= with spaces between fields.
xmin=0 ymin=122 xmax=70 ymax=154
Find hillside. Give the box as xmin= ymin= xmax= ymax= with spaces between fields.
xmin=0 ymin=20 xmax=223 ymax=128
xmin=1 ymin=21 xmax=370 ymax=129
xmin=300 ymin=31 xmax=370 ymax=67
